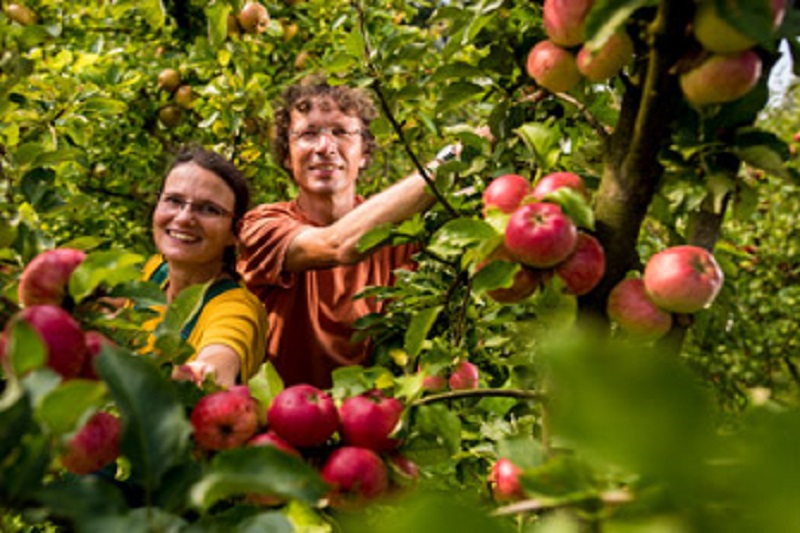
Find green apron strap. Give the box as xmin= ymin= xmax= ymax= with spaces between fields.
xmin=180 ymin=279 xmax=240 ymax=341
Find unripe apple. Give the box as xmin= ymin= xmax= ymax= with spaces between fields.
xmin=555 ymin=232 xmax=605 ymax=296
xmin=606 ymin=278 xmax=672 ymax=341
xmin=505 ymin=202 xmax=578 ymax=268
xmin=679 ymin=50 xmax=762 ymax=107
xmin=543 ymin=0 xmax=595 ymax=47
xmin=339 ymin=390 xmax=404 ymax=453
xmin=158 ymin=105 xmax=182 ymax=128
xmin=693 ymin=0 xmax=785 ymax=54
xmin=190 ymin=388 xmax=259 ymax=451
xmin=61 ymin=412 xmax=121 ymax=475
xmin=321 ymin=446 xmax=389 ymax=508
xmin=18 ymin=248 xmax=86 ymax=308
xmin=526 ymin=40 xmax=582 ymax=94
xmin=4 ymin=3 xmax=38 ymax=26
xmin=281 ymin=19 xmax=299 ymax=42
xmin=482 ymin=174 xmax=532 ymax=216
xmin=477 ymin=245 xmax=543 ymax=304
xmin=174 ymin=85 xmax=194 ymax=109
xmin=3 ymin=305 xmax=87 ymax=379
xmin=489 ymin=458 xmax=525 ymax=501
xmin=267 ymin=384 xmax=339 ymax=448
xmin=576 ymin=30 xmax=634 ymax=83
xmin=643 ymin=245 xmax=724 ymax=313
xmin=238 ymin=2 xmax=270 ymax=34
xmin=157 ymin=68 xmax=181 ymax=93
xmin=531 ymin=171 xmax=590 ymax=201
xmin=449 ymin=361 xmax=480 ymax=390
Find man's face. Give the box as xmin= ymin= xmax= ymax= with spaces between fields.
xmin=285 ymin=97 xmax=367 ymax=199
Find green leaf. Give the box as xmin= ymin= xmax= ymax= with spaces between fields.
xmin=412 ymin=404 xmax=462 ymax=456
xmin=472 ymin=259 xmax=518 ymax=293
xmin=427 ymin=218 xmax=497 ymax=259
xmin=536 ymin=187 xmax=595 ymax=230
xmin=34 ymin=476 xmax=128 ymax=526
xmin=357 ymin=223 xmax=393 ymax=253
xmin=519 ymin=454 xmax=597 ymax=498
xmin=69 ymin=249 xmax=145 ymax=303
xmin=38 ymin=379 xmax=108 ymax=435
xmin=735 ymin=145 xmax=791 ymax=181
xmin=0 ymin=432 xmax=51 ymax=501
xmin=6 ymin=319 xmax=47 ymax=376
xmin=584 ymin=0 xmax=654 ymax=45
xmin=0 ymin=381 xmax=32 ymax=462
xmin=205 ymin=3 xmax=231 ymax=49
xmin=515 ymin=122 xmax=562 ymax=171
xmin=96 ymin=348 xmax=191 ymax=492
xmin=76 ymin=97 xmax=129 ymax=117
xmin=190 ymin=446 xmax=328 ymax=511
xmin=404 ymin=306 xmax=443 ymax=358
xmin=247 ymin=361 xmax=284 ymax=416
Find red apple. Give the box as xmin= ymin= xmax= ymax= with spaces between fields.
xmin=555 ymin=233 xmax=605 ymax=296
xmin=679 ymin=50 xmax=762 ymax=107
xmin=478 ymin=245 xmax=543 ymax=304
xmin=482 ymin=174 xmax=532 ymax=216
xmin=793 ymin=131 xmax=800 ymax=143
xmin=526 ymin=40 xmax=582 ymax=94
xmin=321 ymin=446 xmax=389 ymax=508
xmin=246 ymin=430 xmax=303 ymax=506
xmin=386 ymin=452 xmax=420 ymax=487
xmin=190 ymin=388 xmax=259 ymax=451
xmin=531 ymin=171 xmax=590 ymax=201
xmin=60 ymin=412 xmax=121 ymax=475
xmin=449 ymin=361 xmax=480 ymax=391
xmin=606 ymin=278 xmax=673 ymax=341
xmin=238 ymin=2 xmax=270 ymax=34
xmin=80 ymin=330 xmax=115 ymax=380
xmin=643 ymin=245 xmax=724 ymax=313
xmin=3 ymin=305 xmax=87 ymax=379
xmin=693 ymin=0 xmax=784 ymax=54
xmin=543 ymin=0 xmax=595 ymax=47
xmin=339 ymin=390 xmax=404 ymax=453
xmin=267 ymin=384 xmax=339 ymax=448
xmin=576 ymin=30 xmax=634 ymax=83
xmin=489 ymin=458 xmax=525 ymax=501
xmin=505 ymin=202 xmax=578 ymax=268
xmin=18 ymin=248 xmax=86 ymax=307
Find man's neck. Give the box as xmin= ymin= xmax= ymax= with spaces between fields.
xmin=297 ymin=190 xmax=357 ymax=226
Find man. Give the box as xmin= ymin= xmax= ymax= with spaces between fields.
xmin=237 ymin=79 xmax=459 ymax=388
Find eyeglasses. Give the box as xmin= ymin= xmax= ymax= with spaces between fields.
xmin=156 ymin=193 xmax=234 ymax=219
xmin=289 ymin=126 xmax=362 ymax=146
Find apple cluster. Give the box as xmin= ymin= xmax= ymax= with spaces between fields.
xmin=1 ymin=248 xmax=122 ymax=475
xmin=480 ymin=171 xmax=605 ymax=304
xmin=188 ymin=383 xmax=419 ymax=509
xmin=606 ymin=245 xmax=724 ymax=341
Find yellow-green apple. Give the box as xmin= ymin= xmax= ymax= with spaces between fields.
xmin=555 ymin=232 xmax=605 ymax=296
xmin=526 ymin=40 xmax=582 ymax=94
xmin=3 ymin=305 xmax=87 ymax=379
xmin=679 ymin=50 xmax=762 ymax=107
xmin=60 ymin=412 xmax=121 ymax=475
xmin=576 ymin=30 xmax=634 ymax=82
xmin=482 ymin=174 xmax=532 ymax=216
xmin=643 ymin=245 xmax=724 ymax=313
xmin=543 ymin=0 xmax=595 ymax=47
xmin=693 ymin=0 xmax=785 ymax=54
xmin=449 ymin=360 xmax=480 ymax=390
xmin=478 ymin=245 xmax=544 ymax=304
xmin=267 ymin=384 xmax=339 ymax=448
xmin=238 ymin=2 xmax=270 ymax=34
xmin=531 ymin=171 xmax=590 ymax=201
xmin=339 ymin=390 xmax=404 ymax=453
xmin=505 ymin=202 xmax=578 ymax=268
xmin=489 ymin=458 xmax=525 ymax=501
xmin=4 ymin=3 xmax=38 ymax=25
xmin=321 ymin=446 xmax=389 ymax=508
xmin=18 ymin=248 xmax=86 ymax=307
xmin=158 ymin=105 xmax=182 ymax=128
xmin=157 ymin=68 xmax=181 ymax=93
xmin=606 ymin=278 xmax=672 ymax=341
xmin=190 ymin=386 xmax=259 ymax=451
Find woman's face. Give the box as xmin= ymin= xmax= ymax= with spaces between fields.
xmin=153 ymin=161 xmax=236 ymax=271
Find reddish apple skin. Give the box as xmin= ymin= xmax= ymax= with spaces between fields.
xmin=339 ymin=390 xmax=404 ymax=453
xmin=449 ymin=361 xmax=480 ymax=391
xmin=679 ymin=50 xmax=762 ymax=107
xmin=18 ymin=248 xmax=86 ymax=307
xmin=489 ymin=458 xmax=525 ymax=501
xmin=505 ymin=202 xmax=578 ymax=268
xmin=643 ymin=245 xmax=724 ymax=313
xmin=576 ymin=30 xmax=634 ymax=82
xmin=80 ymin=330 xmax=115 ymax=380
xmin=556 ymin=233 xmax=606 ymax=296
xmin=246 ymin=430 xmax=302 ymax=506
xmin=3 ymin=305 xmax=87 ymax=379
xmin=526 ymin=40 xmax=582 ymax=94
xmin=61 ymin=412 xmax=121 ymax=475
xmin=478 ymin=246 xmax=543 ymax=304
xmin=321 ymin=446 xmax=389 ymax=508
xmin=190 ymin=388 xmax=259 ymax=451
xmin=543 ymin=0 xmax=595 ymax=47
xmin=607 ymin=278 xmax=673 ymax=341
xmin=267 ymin=384 xmax=339 ymax=448
xmin=482 ymin=174 xmax=532 ymax=216
xmin=531 ymin=171 xmax=590 ymax=201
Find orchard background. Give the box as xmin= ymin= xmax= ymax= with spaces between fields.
xmin=1 ymin=0 xmax=800 ymax=531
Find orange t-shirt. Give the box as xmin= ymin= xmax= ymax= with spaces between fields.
xmin=237 ymin=200 xmax=417 ymax=388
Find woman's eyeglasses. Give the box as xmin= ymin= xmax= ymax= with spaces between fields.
xmin=156 ymin=193 xmax=233 ymax=219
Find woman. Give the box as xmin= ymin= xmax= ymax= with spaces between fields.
xmin=142 ymin=147 xmax=267 ymax=388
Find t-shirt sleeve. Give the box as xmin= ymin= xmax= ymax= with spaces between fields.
xmin=237 ymin=203 xmax=306 ymax=292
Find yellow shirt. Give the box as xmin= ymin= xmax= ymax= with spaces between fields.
xmin=141 ymin=255 xmax=268 ymax=381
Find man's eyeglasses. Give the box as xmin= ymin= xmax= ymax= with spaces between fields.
xmin=156 ymin=193 xmax=234 ymax=219
xmin=289 ymin=127 xmax=362 ymax=146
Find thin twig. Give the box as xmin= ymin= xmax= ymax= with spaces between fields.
xmin=551 ymin=92 xmax=611 ymax=142
xmin=492 ymin=489 xmax=633 ymax=517
xmin=411 ymin=387 xmax=545 ymax=407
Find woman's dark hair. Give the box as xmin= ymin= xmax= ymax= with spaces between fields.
xmin=273 ymin=76 xmax=378 ymax=170
xmin=160 ymin=146 xmax=250 ymax=279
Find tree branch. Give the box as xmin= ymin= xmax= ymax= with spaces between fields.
xmin=551 ymin=92 xmax=610 ymax=143
xmin=411 ymin=387 xmax=545 ymax=407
